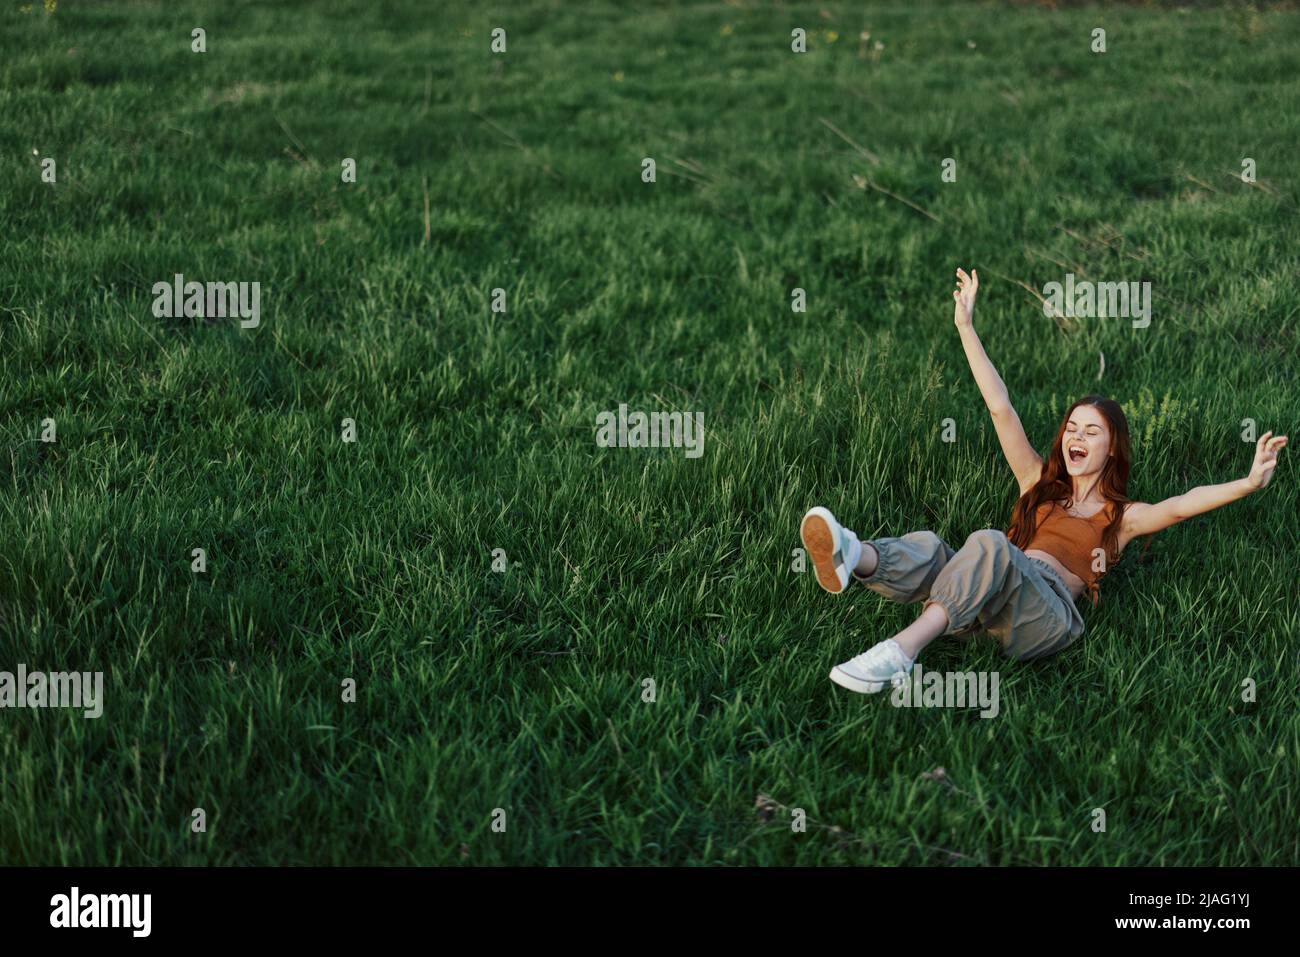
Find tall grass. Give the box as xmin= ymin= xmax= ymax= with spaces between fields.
xmin=0 ymin=0 xmax=1297 ymax=865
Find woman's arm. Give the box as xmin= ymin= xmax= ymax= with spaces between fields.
xmin=953 ymin=268 xmax=1043 ymax=494
xmin=1120 ymin=432 xmax=1288 ymax=548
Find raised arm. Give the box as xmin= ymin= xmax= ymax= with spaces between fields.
xmin=953 ymin=268 xmax=1043 ymax=494
xmin=1120 ymin=432 xmax=1288 ymax=549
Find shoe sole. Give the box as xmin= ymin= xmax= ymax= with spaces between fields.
xmin=828 ymin=666 xmax=888 ymax=694
xmin=800 ymin=508 xmax=846 ymax=594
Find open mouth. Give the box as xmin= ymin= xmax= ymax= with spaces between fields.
xmin=1068 ymin=447 xmax=1087 ymax=464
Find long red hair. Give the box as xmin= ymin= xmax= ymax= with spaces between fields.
xmin=1007 ymin=395 xmax=1132 ymax=568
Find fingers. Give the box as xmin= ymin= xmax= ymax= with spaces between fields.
xmin=1261 ymin=435 xmax=1286 ymax=465
xmin=1252 ymin=434 xmax=1287 ymax=488
xmin=956 ymin=269 xmax=977 ymax=295
xmin=1256 ymin=433 xmax=1288 ymax=458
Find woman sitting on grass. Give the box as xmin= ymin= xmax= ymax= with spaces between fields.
xmin=801 ymin=267 xmax=1287 ymax=694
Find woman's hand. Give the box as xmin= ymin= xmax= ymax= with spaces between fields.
xmin=953 ymin=267 xmax=978 ymax=329
xmin=1246 ymin=431 xmax=1288 ymax=490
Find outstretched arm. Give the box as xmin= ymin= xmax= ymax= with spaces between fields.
xmin=953 ymin=268 xmax=1042 ymax=494
xmin=1121 ymin=432 xmax=1288 ymax=549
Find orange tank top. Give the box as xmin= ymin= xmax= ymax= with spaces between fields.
xmin=1023 ymin=501 xmax=1116 ymax=605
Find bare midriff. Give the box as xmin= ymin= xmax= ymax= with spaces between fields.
xmin=1024 ymin=548 xmax=1086 ymax=601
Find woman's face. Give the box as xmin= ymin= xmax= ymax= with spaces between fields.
xmin=1062 ymin=404 xmax=1111 ymax=478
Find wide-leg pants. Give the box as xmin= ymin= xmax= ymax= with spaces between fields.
xmin=854 ymin=529 xmax=1085 ymax=661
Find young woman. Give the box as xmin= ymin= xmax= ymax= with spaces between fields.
xmin=801 ymin=267 xmax=1288 ymax=694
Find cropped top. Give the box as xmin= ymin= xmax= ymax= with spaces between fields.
xmin=1023 ymin=501 xmax=1117 ymax=605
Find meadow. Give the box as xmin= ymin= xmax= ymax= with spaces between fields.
xmin=1 ymin=0 xmax=1297 ymax=865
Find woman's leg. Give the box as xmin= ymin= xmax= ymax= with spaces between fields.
xmin=802 ymin=507 xmax=957 ymax=600
xmin=887 ymin=602 xmax=950 ymax=660
xmin=852 ymin=529 xmax=984 ymax=656
xmin=854 ymin=541 xmax=879 ymax=578
xmin=851 ymin=530 xmax=956 ymax=602
xmin=921 ymin=528 xmax=1075 ymax=659
xmin=975 ymin=555 xmax=1082 ymax=662
xmin=830 ymin=528 xmax=1067 ymax=693
xmin=799 ymin=518 xmax=960 ymax=694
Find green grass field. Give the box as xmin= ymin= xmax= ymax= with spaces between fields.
xmin=1 ymin=0 xmax=1298 ymax=866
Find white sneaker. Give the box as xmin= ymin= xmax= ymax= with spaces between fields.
xmin=829 ymin=639 xmax=914 ymax=694
xmin=800 ymin=506 xmax=863 ymax=595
